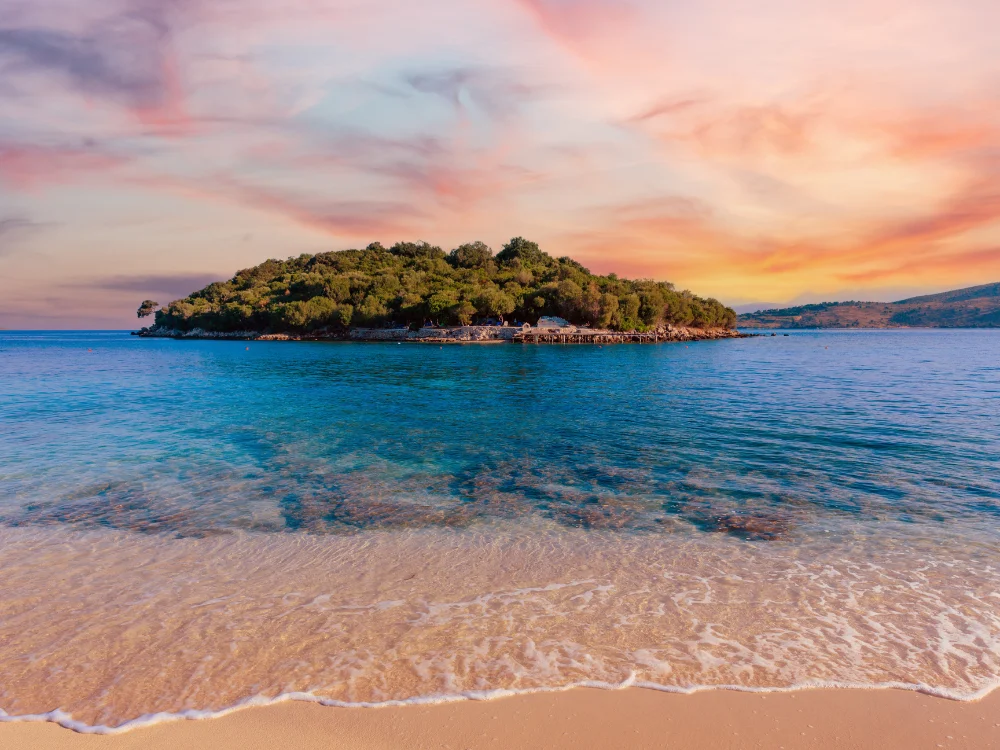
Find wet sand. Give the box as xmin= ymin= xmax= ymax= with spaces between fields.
xmin=4 ymin=687 xmax=1000 ymax=750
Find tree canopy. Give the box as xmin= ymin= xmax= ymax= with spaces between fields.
xmin=151 ymin=238 xmax=736 ymax=333
xmin=137 ymin=300 xmax=160 ymax=318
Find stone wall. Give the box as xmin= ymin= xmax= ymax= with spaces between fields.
xmin=349 ymin=326 xmax=518 ymax=342
xmin=135 ymin=326 xmax=261 ymax=339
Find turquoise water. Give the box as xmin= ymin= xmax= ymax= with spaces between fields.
xmin=2 ymin=330 xmax=998 ymax=537
xmin=1 ymin=330 xmax=999 ymax=729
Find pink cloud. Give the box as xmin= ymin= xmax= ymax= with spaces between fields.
xmin=512 ymin=0 xmax=638 ymax=63
xmin=0 ymin=144 xmax=127 ymax=190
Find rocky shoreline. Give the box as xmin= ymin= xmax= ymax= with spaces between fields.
xmin=133 ymin=324 xmax=750 ymax=344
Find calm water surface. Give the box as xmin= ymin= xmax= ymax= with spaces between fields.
xmin=0 ymin=330 xmax=998 ymax=730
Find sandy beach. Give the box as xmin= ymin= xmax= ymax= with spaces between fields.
xmin=3 ymin=687 xmax=999 ymax=750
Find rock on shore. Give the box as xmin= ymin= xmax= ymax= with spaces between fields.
xmin=133 ymin=324 xmax=747 ymax=343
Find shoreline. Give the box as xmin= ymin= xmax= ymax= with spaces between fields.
xmin=5 ymin=677 xmax=999 ymax=735
xmin=131 ymin=324 xmax=749 ymax=344
xmin=4 ymin=686 xmax=999 ymax=749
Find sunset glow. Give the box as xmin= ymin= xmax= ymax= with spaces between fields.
xmin=2 ymin=0 xmax=999 ymax=327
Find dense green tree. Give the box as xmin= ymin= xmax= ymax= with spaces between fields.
xmin=137 ymin=300 xmax=160 ymax=318
xmin=621 ymin=293 xmax=641 ymax=323
xmin=496 ymin=237 xmax=543 ymax=266
xmin=473 ymin=287 xmax=516 ymax=318
xmin=150 ymin=238 xmax=735 ymax=334
xmin=390 ymin=241 xmax=445 ymax=260
xmin=449 ymin=241 xmax=494 ymax=269
xmin=452 ymin=301 xmax=474 ymax=325
xmin=597 ymin=292 xmax=618 ymax=329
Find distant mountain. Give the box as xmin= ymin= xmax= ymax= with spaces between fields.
xmin=732 ymin=302 xmax=784 ymax=315
xmin=738 ymin=282 xmax=1000 ymax=329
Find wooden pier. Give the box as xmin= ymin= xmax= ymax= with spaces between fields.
xmin=513 ymin=330 xmax=663 ymax=344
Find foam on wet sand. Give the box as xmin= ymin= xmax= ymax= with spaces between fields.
xmin=4 ymin=687 xmax=1000 ymax=749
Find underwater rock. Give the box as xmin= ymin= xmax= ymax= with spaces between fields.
xmin=702 ymin=512 xmax=791 ymax=541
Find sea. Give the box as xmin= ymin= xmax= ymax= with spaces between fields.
xmin=0 ymin=329 xmax=998 ymax=732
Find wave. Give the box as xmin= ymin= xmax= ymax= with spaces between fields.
xmin=4 ymin=675 xmax=1000 ymax=735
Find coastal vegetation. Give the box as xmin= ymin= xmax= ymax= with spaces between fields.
xmin=150 ymin=238 xmax=736 ymax=333
xmin=738 ymin=282 xmax=1000 ymax=328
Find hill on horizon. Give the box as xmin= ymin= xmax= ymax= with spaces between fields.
xmin=738 ymin=282 xmax=1000 ymax=329
xmin=146 ymin=238 xmax=737 ymax=335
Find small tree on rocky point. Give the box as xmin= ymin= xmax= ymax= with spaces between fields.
xmin=137 ymin=300 xmax=160 ymax=319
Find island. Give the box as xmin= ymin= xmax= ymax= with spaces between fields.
xmin=738 ymin=282 xmax=1000 ymax=329
xmin=135 ymin=238 xmax=743 ymax=344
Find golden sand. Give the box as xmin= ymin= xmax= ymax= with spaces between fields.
xmin=3 ymin=525 xmax=1000 ymax=728
xmin=3 ymin=687 xmax=1000 ymax=749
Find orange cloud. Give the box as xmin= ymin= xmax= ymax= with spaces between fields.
xmin=836 ymin=246 xmax=1000 ymax=285
xmin=867 ymin=175 xmax=1000 ymax=251
xmin=628 ymin=97 xmax=820 ymax=157
xmin=626 ymin=88 xmax=1000 ymax=169
xmin=552 ymin=161 xmax=1000 ymax=299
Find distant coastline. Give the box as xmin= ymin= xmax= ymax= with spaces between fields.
xmin=738 ymin=281 xmax=1000 ymax=329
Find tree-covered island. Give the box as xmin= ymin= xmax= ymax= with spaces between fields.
xmin=141 ymin=238 xmax=737 ymax=339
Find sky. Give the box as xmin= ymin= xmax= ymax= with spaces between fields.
xmin=1 ymin=0 xmax=999 ymax=328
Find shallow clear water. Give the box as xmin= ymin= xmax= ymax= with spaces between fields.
xmin=1 ymin=330 xmax=999 ymax=730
